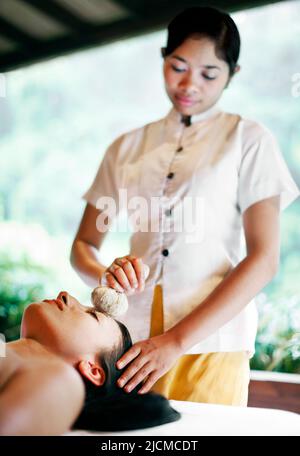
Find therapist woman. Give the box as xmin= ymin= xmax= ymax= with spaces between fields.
xmin=71 ymin=6 xmax=300 ymax=406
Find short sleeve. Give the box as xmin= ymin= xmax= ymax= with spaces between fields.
xmin=237 ymin=125 xmax=300 ymax=214
xmin=82 ymin=134 xmax=124 ymax=213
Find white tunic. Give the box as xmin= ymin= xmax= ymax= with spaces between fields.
xmin=82 ymin=102 xmax=300 ymax=357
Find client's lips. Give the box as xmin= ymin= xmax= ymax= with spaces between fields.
xmin=43 ymin=298 xmax=64 ymax=310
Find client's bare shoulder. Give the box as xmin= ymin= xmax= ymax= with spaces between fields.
xmin=0 ymin=344 xmax=85 ymax=435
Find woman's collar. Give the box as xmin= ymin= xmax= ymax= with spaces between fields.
xmin=166 ymin=101 xmax=221 ymax=126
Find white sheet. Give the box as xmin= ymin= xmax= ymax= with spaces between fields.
xmin=66 ymin=400 xmax=300 ymax=436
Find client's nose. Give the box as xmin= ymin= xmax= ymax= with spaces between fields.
xmin=57 ymin=291 xmax=69 ymax=305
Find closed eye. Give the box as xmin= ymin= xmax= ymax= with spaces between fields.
xmin=203 ymin=75 xmax=216 ymax=80
xmin=171 ymin=65 xmax=185 ymax=72
xmin=171 ymin=65 xmax=216 ymax=80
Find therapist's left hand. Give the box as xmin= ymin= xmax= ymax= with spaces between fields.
xmin=115 ymin=333 xmax=183 ymax=394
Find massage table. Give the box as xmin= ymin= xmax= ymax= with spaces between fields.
xmin=66 ymin=400 xmax=300 ymax=436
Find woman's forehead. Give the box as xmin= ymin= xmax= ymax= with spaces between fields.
xmin=170 ymin=40 xmax=225 ymax=64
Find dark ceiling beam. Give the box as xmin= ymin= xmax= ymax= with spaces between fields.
xmin=0 ymin=15 xmax=41 ymax=49
xmin=0 ymin=15 xmax=143 ymax=72
xmin=195 ymin=0 xmax=281 ymax=13
xmin=22 ymin=0 xmax=93 ymax=34
xmin=115 ymin=0 xmax=281 ymax=16
xmin=0 ymin=0 xmax=285 ymax=73
xmin=112 ymin=0 xmax=147 ymax=16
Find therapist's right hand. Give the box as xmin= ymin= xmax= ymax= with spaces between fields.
xmin=100 ymin=255 xmax=149 ymax=295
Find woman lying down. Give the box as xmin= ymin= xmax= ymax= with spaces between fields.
xmin=0 ymin=291 xmax=180 ymax=435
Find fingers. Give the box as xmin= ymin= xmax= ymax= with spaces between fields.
xmin=129 ymin=257 xmax=145 ymax=291
xmin=119 ymin=362 xmax=153 ymax=393
xmin=116 ymin=345 xmax=141 ymax=370
xmin=104 ymin=255 xmax=149 ymax=294
xmin=115 ymin=258 xmax=138 ymax=290
xmin=126 ymin=256 xmax=148 ymax=292
xmin=109 ymin=262 xmax=132 ymax=291
xmin=104 ymin=271 xmax=124 ymax=293
xmin=137 ymin=371 xmax=160 ymax=394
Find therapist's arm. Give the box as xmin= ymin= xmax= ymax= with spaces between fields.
xmin=167 ymin=195 xmax=280 ymax=353
xmin=70 ymin=203 xmax=109 ymax=288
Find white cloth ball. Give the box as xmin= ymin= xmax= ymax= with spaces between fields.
xmin=91 ymin=286 xmax=128 ymax=318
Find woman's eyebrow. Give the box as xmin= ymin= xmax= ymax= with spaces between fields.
xmin=171 ymin=55 xmax=221 ymax=70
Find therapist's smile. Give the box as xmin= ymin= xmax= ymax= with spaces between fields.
xmin=176 ymin=95 xmax=198 ymax=106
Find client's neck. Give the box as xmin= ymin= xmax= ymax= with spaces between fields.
xmin=8 ymin=338 xmax=59 ymax=360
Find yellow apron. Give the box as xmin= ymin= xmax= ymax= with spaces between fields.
xmin=149 ymin=285 xmax=250 ymax=406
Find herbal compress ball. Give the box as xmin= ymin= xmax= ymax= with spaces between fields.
xmin=91 ymin=286 xmax=128 ymax=318
xmin=91 ymin=264 xmax=150 ymax=318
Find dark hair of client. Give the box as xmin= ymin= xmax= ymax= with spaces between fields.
xmin=161 ymin=6 xmax=240 ymax=78
xmin=73 ymin=319 xmax=181 ymax=432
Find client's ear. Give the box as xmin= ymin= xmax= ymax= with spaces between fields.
xmin=78 ymin=360 xmax=106 ymax=387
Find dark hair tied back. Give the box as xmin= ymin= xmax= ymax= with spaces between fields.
xmin=162 ymin=6 xmax=240 ymax=77
xmin=73 ymin=319 xmax=181 ymax=431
